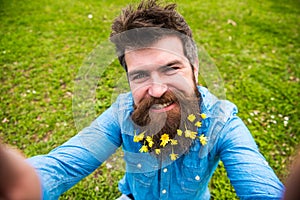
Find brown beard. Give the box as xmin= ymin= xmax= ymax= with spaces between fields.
xmin=131 ymin=86 xmax=202 ymax=160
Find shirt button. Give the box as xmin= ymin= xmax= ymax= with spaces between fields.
xmin=163 ymin=168 xmax=168 ymax=173
xmin=195 ymin=175 xmax=200 ymax=181
xmin=162 ymin=189 xmax=167 ymax=194
xmin=137 ymin=163 xmax=142 ymax=169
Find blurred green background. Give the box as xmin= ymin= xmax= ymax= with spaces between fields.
xmin=0 ymin=0 xmax=299 ymax=199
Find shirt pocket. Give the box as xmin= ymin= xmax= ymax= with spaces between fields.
xmin=178 ymin=153 xmax=208 ymax=194
xmin=133 ymin=171 xmax=156 ymax=188
xmin=131 ymin=171 xmax=158 ymax=200
xmin=124 ymin=151 xmax=159 ymax=195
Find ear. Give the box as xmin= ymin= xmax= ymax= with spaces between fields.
xmin=192 ymin=58 xmax=199 ymax=84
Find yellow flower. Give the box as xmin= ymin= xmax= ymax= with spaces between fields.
xmin=160 ymin=133 xmax=170 ymax=147
xmin=155 ymin=149 xmax=161 ymax=155
xmin=170 ymin=152 xmax=179 ymax=160
xmin=133 ymin=131 xmax=145 ymax=142
xmin=200 ymin=113 xmax=207 ymax=119
xmin=190 ymin=131 xmax=197 ymax=139
xmin=199 ymin=134 xmax=208 ymax=145
xmin=185 ymin=130 xmax=197 ymax=139
xmin=177 ymin=129 xmax=183 ymax=136
xmin=146 ymin=136 xmax=154 ymax=148
xmin=194 ymin=121 xmax=202 ymax=127
xmin=170 ymin=139 xmax=178 ymax=145
xmin=187 ymin=114 xmax=196 ymax=122
xmin=139 ymin=145 xmax=148 ymax=153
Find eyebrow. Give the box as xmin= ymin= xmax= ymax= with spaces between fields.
xmin=157 ymin=60 xmax=182 ymax=71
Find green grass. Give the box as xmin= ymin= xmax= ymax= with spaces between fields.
xmin=0 ymin=0 xmax=299 ymax=199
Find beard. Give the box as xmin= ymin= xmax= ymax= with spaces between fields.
xmin=131 ymin=85 xmax=202 ymax=160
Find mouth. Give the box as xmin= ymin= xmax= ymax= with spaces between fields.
xmin=150 ymin=101 xmax=176 ymax=113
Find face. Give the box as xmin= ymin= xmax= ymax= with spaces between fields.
xmin=125 ymin=36 xmax=199 ymax=108
xmin=125 ymin=36 xmax=201 ymax=158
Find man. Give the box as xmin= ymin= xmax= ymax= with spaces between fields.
xmin=0 ymin=0 xmax=284 ymax=199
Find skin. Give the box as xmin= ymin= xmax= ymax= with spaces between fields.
xmin=283 ymin=151 xmax=300 ymax=200
xmin=0 ymin=145 xmax=41 ymax=200
xmin=125 ymin=36 xmax=199 ymax=112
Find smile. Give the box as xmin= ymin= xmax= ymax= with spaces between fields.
xmin=150 ymin=102 xmax=176 ymax=113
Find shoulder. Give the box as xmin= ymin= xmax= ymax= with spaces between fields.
xmin=198 ymin=86 xmax=238 ymax=124
xmin=94 ymin=91 xmax=134 ymax=127
xmin=114 ymin=92 xmax=134 ymax=111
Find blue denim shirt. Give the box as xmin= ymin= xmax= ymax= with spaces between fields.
xmin=28 ymin=86 xmax=284 ymax=200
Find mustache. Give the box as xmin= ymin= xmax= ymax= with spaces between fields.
xmin=132 ymin=90 xmax=180 ymax=127
xmin=134 ymin=90 xmax=179 ymax=112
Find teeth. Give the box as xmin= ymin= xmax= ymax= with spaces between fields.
xmin=152 ymin=102 xmax=172 ymax=109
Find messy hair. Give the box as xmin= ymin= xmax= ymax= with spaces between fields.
xmin=110 ymin=0 xmax=197 ymax=70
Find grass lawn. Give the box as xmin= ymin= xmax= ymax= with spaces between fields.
xmin=0 ymin=0 xmax=299 ymax=199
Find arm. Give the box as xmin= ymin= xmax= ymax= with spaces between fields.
xmin=0 ymin=100 xmax=121 ymax=200
xmin=27 ymin=103 xmax=122 ymax=199
xmin=218 ymin=116 xmax=284 ymax=200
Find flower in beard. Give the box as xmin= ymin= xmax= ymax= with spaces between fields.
xmin=177 ymin=129 xmax=183 ymax=136
xmin=139 ymin=144 xmax=149 ymax=153
xmin=160 ymin=133 xmax=170 ymax=147
xmin=131 ymin=90 xmax=183 ymax=150
xmin=199 ymin=134 xmax=208 ymax=146
xmin=170 ymin=147 xmax=178 ymax=161
xmin=155 ymin=149 xmax=161 ymax=155
xmin=200 ymin=113 xmax=207 ymax=119
xmin=170 ymin=139 xmax=178 ymax=145
xmin=146 ymin=136 xmax=154 ymax=148
xmin=170 ymin=152 xmax=178 ymax=161
xmin=131 ymin=88 xmax=202 ymax=161
xmin=184 ymin=123 xmax=197 ymax=139
xmin=133 ymin=131 xmax=145 ymax=142
xmin=187 ymin=114 xmax=196 ymax=122
xmin=194 ymin=121 xmax=202 ymax=128
xmin=184 ymin=129 xmax=197 ymax=139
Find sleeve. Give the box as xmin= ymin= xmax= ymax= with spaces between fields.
xmin=218 ymin=116 xmax=284 ymax=200
xmin=27 ymin=102 xmax=122 ymax=199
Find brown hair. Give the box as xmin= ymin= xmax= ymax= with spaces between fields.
xmin=110 ymin=0 xmax=197 ymax=70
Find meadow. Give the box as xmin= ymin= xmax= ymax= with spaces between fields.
xmin=0 ymin=0 xmax=299 ymax=199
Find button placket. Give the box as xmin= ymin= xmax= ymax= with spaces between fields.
xmin=160 ymin=166 xmax=170 ymax=199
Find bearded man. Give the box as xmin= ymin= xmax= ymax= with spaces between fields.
xmin=0 ymin=1 xmax=284 ymax=200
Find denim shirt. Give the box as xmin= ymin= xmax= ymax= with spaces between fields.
xmin=28 ymin=86 xmax=284 ymax=200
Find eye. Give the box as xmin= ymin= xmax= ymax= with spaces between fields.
xmin=130 ymin=72 xmax=149 ymax=82
xmin=135 ymin=73 xmax=147 ymax=79
xmin=163 ymin=66 xmax=180 ymax=75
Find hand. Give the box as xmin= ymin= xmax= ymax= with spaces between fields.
xmin=0 ymin=143 xmax=41 ymax=200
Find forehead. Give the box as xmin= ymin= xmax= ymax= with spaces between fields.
xmin=124 ymin=36 xmax=187 ymax=71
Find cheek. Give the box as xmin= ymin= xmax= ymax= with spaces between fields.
xmin=175 ymin=84 xmax=194 ymax=96
xmin=131 ymin=87 xmax=146 ymax=106
xmin=169 ymin=74 xmax=195 ymax=95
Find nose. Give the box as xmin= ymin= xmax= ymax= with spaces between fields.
xmin=148 ymin=82 xmax=168 ymax=98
